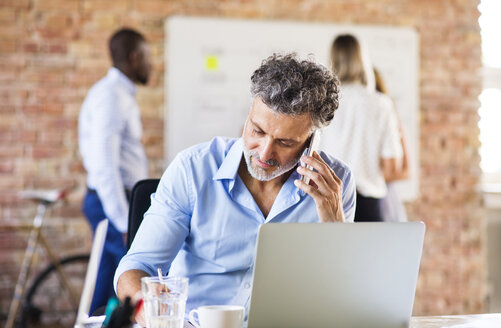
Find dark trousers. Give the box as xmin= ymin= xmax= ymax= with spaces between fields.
xmin=82 ymin=191 xmax=126 ymax=314
xmin=354 ymin=192 xmax=384 ymax=222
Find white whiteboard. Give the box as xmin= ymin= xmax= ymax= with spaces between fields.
xmin=165 ymin=16 xmax=419 ymax=200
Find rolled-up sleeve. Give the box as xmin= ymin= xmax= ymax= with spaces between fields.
xmin=114 ymin=153 xmax=193 ymax=289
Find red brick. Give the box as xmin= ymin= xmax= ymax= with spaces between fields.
xmin=20 ymin=104 xmax=41 ymax=113
xmin=92 ymin=12 xmax=120 ymax=29
xmin=21 ymin=41 xmax=41 ymax=53
xmin=28 ymin=56 xmax=75 ymax=69
xmin=0 ymin=131 xmax=14 ymax=142
xmin=44 ymin=12 xmax=74 ymax=30
xmin=47 ymin=117 xmax=77 ymax=130
xmin=0 ymin=175 xmax=23 ymax=189
xmin=22 ymin=70 xmax=65 ymax=85
xmin=132 ymin=0 xmax=177 ymax=15
xmin=0 ymin=145 xmax=23 ymax=159
xmin=0 ymin=231 xmax=29 ymax=249
xmin=31 ymin=145 xmax=63 ymax=159
xmin=38 ymin=130 xmax=64 ymax=146
xmin=0 ymin=25 xmax=27 ymax=41
xmin=0 ymin=88 xmax=29 ymax=100
xmin=0 ymin=68 xmax=17 ymax=82
xmin=32 ymin=87 xmax=81 ymax=102
xmin=0 ymin=7 xmax=16 ymax=22
xmin=0 ymin=161 xmax=14 ymax=174
xmin=0 ymin=0 xmax=30 ymax=9
xmin=0 ymin=40 xmax=17 ymax=53
xmin=43 ymin=43 xmax=68 ymax=54
xmin=66 ymin=70 xmax=98 ymax=87
xmin=0 ymin=55 xmax=26 ymax=69
xmin=18 ymin=130 xmax=37 ymax=143
xmin=24 ymin=176 xmax=76 ymax=190
xmin=42 ymin=103 xmax=64 ymax=114
xmin=33 ymin=0 xmax=80 ymax=11
xmin=83 ymin=0 xmax=131 ymax=12
xmin=35 ymin=26 xmax=78 ymax=40
xmin=63 ymin=102 xmax=84 ymax=117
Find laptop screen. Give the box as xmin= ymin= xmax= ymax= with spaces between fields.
xmin=247 ymin=222 xmax=425 ymax=328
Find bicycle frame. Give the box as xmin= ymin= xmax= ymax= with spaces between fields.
xmin=6 ymin=195 xmax=81 ymax=328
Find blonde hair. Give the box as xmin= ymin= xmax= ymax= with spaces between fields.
xmin=330 ymin=34 xmax=367 ymax=86
xmin=373 ymin=67 xmax=388 ymax=94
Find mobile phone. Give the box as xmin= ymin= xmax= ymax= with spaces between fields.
xmin=300 ymin=130 xmax=321 ymax=185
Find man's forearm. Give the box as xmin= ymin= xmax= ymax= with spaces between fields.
xmin=116 ymin=269 xmax=149 ymax=301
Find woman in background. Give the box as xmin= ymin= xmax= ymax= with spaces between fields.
xmin=320 ymin=34 xmax=406 ymax=222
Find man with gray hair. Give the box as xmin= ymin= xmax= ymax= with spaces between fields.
xmin=115 ymin=53 xmax=356 ymax=325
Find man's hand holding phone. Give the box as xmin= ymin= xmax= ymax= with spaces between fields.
xmin=295 ymin=149 xmax=345 ymax=223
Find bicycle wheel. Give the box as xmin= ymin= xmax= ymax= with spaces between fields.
xmin=18 ymin=254 xmax=90 ymax=328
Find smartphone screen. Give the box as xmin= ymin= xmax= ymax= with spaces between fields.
xmin=300 ymin=131 xmax=321 ymax=184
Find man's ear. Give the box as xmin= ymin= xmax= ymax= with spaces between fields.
xmin=128 ymin=50 xmax=139 ymax=67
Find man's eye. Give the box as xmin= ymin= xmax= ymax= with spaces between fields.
xmin=279 ymin=141 xmax=293 ymax=147
xmin=253 ymin=129 xmax=264 ymax=135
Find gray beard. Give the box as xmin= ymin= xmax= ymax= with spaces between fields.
xmin=242 ymin=145 xmax=302 ymax=182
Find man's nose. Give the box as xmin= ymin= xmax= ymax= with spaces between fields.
xmin=259 ymin=138 xmax=274 ymax=161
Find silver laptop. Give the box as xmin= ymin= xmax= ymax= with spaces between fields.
xmin=74 ymin=219 xmax=108 ymax=328
xmin=247 ymin=222 xmax=425 ymax=328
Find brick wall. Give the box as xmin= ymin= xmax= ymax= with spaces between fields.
xmin=0 ymin=0 xmax=484 ymax=321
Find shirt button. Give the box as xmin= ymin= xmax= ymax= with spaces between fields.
xmin=244 ymin=283 xmax=251 ymax=289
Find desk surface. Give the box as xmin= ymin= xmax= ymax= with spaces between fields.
xmin=410 ymin=313 xmax=501 ymax=327
xmin=105 ymin=313 xmax=501 ymax=327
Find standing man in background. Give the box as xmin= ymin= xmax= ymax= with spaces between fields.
xmin=78 ymin=28 xmax=151 ymax=313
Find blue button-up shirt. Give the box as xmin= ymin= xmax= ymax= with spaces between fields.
xmin=115 ymin=137 xmax=355 ymax=315
xmin=79 ymin=67 xmax=148 ymax=232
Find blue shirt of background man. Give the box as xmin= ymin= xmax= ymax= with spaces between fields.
xmin=114 ymin=136 xmax=356 ymax=315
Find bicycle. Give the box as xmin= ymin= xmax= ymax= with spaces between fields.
xmin=6 ymin=188 xmax=90 ymax=328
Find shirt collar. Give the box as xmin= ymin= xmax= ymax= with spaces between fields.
xmin=213 ymin=138 xmax=243 ymax=181
xmin=108 ymin=67 xmax=137 ymax=96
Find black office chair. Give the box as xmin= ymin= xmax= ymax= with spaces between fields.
xmin=126 ymin=178 xmax=160 ymax=250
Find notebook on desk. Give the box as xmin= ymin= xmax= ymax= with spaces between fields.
xmin=247 ymin=222 xmax=425 ymax=328
xmin=74 ymin=219 xmax=108 ymax=328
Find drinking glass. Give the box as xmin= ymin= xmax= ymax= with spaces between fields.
xmin=141 ymin=276 xmax=189 ymax=328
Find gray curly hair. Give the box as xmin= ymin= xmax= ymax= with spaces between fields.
xmin=250 ymin=53 xmax=340 ymax=129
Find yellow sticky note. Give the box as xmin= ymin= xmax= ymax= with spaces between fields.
xmin=205 ymin=55 xmax=218 ymax=71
